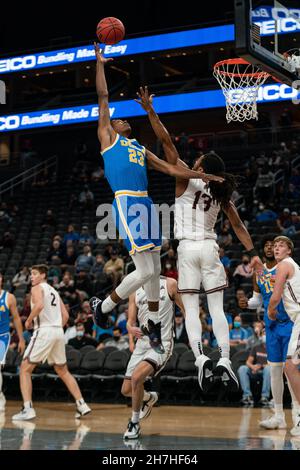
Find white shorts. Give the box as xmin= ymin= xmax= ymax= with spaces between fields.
xmin=287 ymin=316 xmax=300 ymax=358
xmin=125 ymin=337 xmax=173 ymax=379
xmin=0 ymin=333 xmax=10 ymax=366
xmin=24 ymin=327 xmax=66 ymax=365
xmin=177 ymin=239 xmax=227 ymax=294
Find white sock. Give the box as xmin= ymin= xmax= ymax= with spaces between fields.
xmin=270 ymin=364 xmax=285 ymax=417
xmin=76 ymin=398 xmax=85 ymax=407
xmin=132 ymin=411 xmax=140 ymax=423
xmin=143 ymin=391 xmax=151 ymax=402
xmin=181 ymin=293 xmax=203 ymax=359
xmin=207 ymin=291 xmax=230 ymax=359
xmin=24 ymin=401 xmax=32 ymax=409
xmin=101 ymin=296 xmax=118 ymax=314
xmin=190 ymin=340 xmax=204 ymax=359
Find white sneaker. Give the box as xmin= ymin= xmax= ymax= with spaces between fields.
xmin=123 ymin=420 xmax=141 ymax=440
xmin=0 ymin=392 xmax=6 ymax=412
xmin=75 ymin=401 xmax=91 ymax=419
xmin=140 ymin=392 xmax=158 ymax=420
xmin=259 ymin=414 xmax=287 ymax=430
xmin=12 ymin=407 xmax=36 ymax=421
xmin=195 ymin=355 xmax=214 ymax=392
xmin=214 ymin=357 xmax=239 ymax=391
xmin=290 ymin=413 xmax=300 ymax=436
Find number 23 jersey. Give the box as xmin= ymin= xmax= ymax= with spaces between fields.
xmin=175 ymin=179 xmax=220 ymax=241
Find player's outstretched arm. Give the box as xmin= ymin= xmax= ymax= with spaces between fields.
xmin=8 ymin=293 xmax=25 ymax=355
xmin=223 ymin=201 xmax=263 ymax=272
xmin=94 ymin=42 xmax=116 ymax=150
xmin=135 ymin=86 xmax=181 ymax=166
xmin=268 ymin=262 xmax=292 ymax=320
xmin=146 ymin=149 xmax=224 ymax=183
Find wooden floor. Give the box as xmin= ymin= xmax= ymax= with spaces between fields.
xmin=0 ymin=401 xmax=299 ymax=450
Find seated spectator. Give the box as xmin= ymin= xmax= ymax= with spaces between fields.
xmin=162 ymin=259 xmax=178 ymax=280
xmin=246 ymin=320 xmax=264 ymax=350
xmin=61 ymin=245 xmax=77 ymax=269
xmin=91 ymin=254 xmax=105 ymax=279
xmin=20 ymin=294 xmax=31 ymax=323
xmin=63 ymin=224 xmax=80 ymax=246
xmin=64 ymin=316 xmax=77 ymax=344
xmin=233 ymin=254 xmax=253 ymax=288
xmin=238 ymin=333 xmax=270 ymax=406
xmin=76 ymin=245 xmax=95 ymax=272
xmin=229 ymin=315 xmax=249 ymax=347
xmin=57 ymin=272 xmax=79 ymax=307
xmin=255 ymin=204 xmax=278 ymax=223
xmin=47 ymin=239 xmax=63 ymax=265
xmin=117 ymin=306 xmax=129 ymax=335
xmin=219 ymin=247 xmax=231 ymax=275
xmin=276 ymin=208 xmax=292 ymax=233
xmin=75 ymin=301 xmax=94 ymax=335
xmin=254 ymin=166 xmax=274 ymax=203
xmin=68 ymin=322 xmax=98 ymax=349
xmin=289 ymin=168 xmax=300 ymax=189
xmin=283 ymin=211 xmax=300 ymax=237
xmin=104 ymin=249 xmax=124 ymax=288
xmin=79 ymin=185 xmax=94 ymax=210
xmin=42 ymin=209 xmax=56 ymax=229
xmin=97 ymin=326 xmax=129 ymax=351
xmin=218 ymin=225 xmax=233 ymax=248
xmin=75 ymin=269 xmax=94 ymax=300
xmin=174 ymin=311 xmax=189 ymax=345
xmin=91 ymin=166 xmax=104 ymax=182
xmin=12 ymin=266 xmax=30 ymax=291
xmin=78 ymin=225 xmax=95 ymax=247
xmin=286 ymin=183 xmax=300 ymax=200
xmin=0 ymin=231 xmax=15 ymax=250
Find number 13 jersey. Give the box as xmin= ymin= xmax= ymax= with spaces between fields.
xmin=174 ymin=179 xmax=220 ymax=241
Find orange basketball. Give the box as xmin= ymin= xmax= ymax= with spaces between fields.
xmin=96 ymin=17 xmax=125 ymax=45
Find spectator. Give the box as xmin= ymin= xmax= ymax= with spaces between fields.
xmin=229 ymin=315 xmax=249 ymax=347
xmin=162 ymin=259 xmax=178 ymax=280
xmin=98 ymin=326 xmax=129 ymax=351
xmin=47 ymin=239 xmax=63 ymax=265
xmin=42 ymin=209 xmax=56 ymax=229
xmin=78 ymin=225 xmax=95 ymax=247
xmin=104 ymin=249 xmax=124 ymax=288
xmin=219 ymin=247 xmax=231 ymax=275
xmin=286 ymin=183 xmax=300 ymax=200
xmin=0 ymin=205 xmax=12 ymax=224
xmin=61 ymin=245 xmax=77 ymax=269
xmin=64 ymin=317 xmax=77 ymax=344
xmin=79 ymin=185 xmax=94 ymax=210
xmin=276 ymin=208 xmax=292 ymax=233
xmin=218 ymin=225 xmax=233 ymax=248
xmin=57 ymin=272 xmax=79 ymax=307
xmin=255 ymin=204 xmax=278 ymax=223
xmin=233 ymin=254 xmax=253 ymax=288
xmin=75 ymin=269 xmax=94 ymax=299
xmin=91 ymin=166 xmax=104 ymax=182
xmin=63 ymin=224 xmax=80 ymax=245
xmin=246 ymin=320 xmax=264 ymax=350
xmin=174 ymin=311 xmax=189 ymax=345
xmin=68 ymin=323 xmax=98 ymax=350
xmin=91 ymin=254 xmax=105 ymax=279
xmin=20 ymin=293 xmax=31 ymax=322
xmin=238 ymin=333 xmax=271 ymax=406
xmin=0 ymin=231 xmax=15 ymax=250
xmin=12 ymin=266 xmax=30 ymax=291
xmin=76 ymin=245 xmax=95 ymax=272
xmin=283 ymin=211 xmax=300 ymax=237
xmin=289 ymin=168 xmax=300 ymax=189
xmin=254 ymin=165 xmax=274 ymax=202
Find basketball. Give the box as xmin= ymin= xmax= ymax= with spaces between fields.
xmin=96 ymin=17 xmax=125 ymax=45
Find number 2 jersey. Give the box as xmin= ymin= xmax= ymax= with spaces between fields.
xmin=174 ymin=179 xmax=220 ymax=241
xmin=31 ymin=282 xmax=62 ymax=330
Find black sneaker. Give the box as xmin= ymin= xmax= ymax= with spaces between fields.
xmin=141 ymin=320 xmax=165 ymax=354
xmin=89 ymin=296 xmax=113 ymax=329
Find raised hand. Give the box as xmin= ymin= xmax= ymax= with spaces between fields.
xmin=199 ymin=172 xmax=225 ymax=183
xmin=134 ymin=86 xmax=155 ymax=112
xmin=94 ymin=42 xmax=114 ymax=65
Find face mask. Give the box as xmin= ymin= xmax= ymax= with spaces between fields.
xmin=165 ymin=264 xmax=172 ymax=270
xmin=254 ymin=328 xmax=260 ymax=336
xmin=234 ymin=321 xmax=241 ymax=328
xmin=261 ymin=334 xmax=266 ymax=344
xmin=77 ymin=331 xmax=84 ymax=338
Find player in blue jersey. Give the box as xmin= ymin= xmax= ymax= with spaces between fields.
xmin=0 ymin=272 xmax=25 ymax=411
xmin=239 ymin=237 xmax=299 ymax=429
xmin=89 ymin=43 xmax=223 ymax=354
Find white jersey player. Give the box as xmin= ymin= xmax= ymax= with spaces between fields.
xmin=268 ymin=236 xmax=300 ymax=436
xmin=121 ymin=276 xmax=184 ymax=440
xmin=135 ymin=86 xmax=263 ymax=392
xmin=12 ymin=265 xmax=91 ymax=421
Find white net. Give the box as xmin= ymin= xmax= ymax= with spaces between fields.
xmin=213 ymin=59 xmax=269 ymax=123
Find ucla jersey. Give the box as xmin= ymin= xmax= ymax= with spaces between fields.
xmin=102 ymin=134 xmax=148 ymax=193
xmin=0 ymin=290 xmax=10 ymax=335
xmin=257 ymin=266 xmax=290 ymax=327
xmin=101 ymin=133 xmax=161 ymax=255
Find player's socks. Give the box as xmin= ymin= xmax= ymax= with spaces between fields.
xmin=101 ymin=296 xmax=118 ymax=314
xmin=24 ymin=401 xmax=33 ymax=409
xmin=131 ymin=411 xmax=140 ymax=424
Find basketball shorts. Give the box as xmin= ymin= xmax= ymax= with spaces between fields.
xmin=266 ymin=321 xmax=293 ymax=363
xmin=287 ymin=315 xmax=300 ymax=359
xmin=177 ymin=239 xmax=228 ymax=294
xmin=23 ymin=327 xmax=66 ymax=365
xmin=0 ymin=332 xmax=10 ymax=366
xmin=125 ymin=337 xmax=173 ymax=378
xmin=113 ymin=191 xmax=162 ymax=256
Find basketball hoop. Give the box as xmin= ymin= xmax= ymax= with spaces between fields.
xmin=213 ymin=58 xmax=270 ymax=123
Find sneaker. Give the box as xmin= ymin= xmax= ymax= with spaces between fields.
xmin=240 ymin=396 xmax=254 ymax=406
xmin=214 ymin=357 xmax=239 ymax=391
xmin=140 ymin=392 xmax=158 ymax=420
xmin=259 ymin=397 xmax=271 ymax=407
xmin=195 ymin=355 xmax=214 ymax=392
xmin=123 ymin=420 xmax=141 ymax=440
xmin=290 ymin=413 xmax=300 ymax=437
xmin=12 ymin=407 xmax=36 ymax=421
xmin=123 ymin=438 xmax=144 ymax=450
xmin=141 ymin=320 xmax=165 ymax=354
xmin=0 ymin=392 xmax=6 ymax=412
xmin=259 ymin=414 xmax=287 ymax=429
xmin=75 ymin=402 xmax=91 ymax=419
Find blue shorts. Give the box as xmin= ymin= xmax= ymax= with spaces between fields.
xmin=266 ymin=321 xmax=293 ymax=363
xmin=113 ymin=191 xmax=161 ymax=256
xmin=0 ymin=332 xmax=10 ymax=365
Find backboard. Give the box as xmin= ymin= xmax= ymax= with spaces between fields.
xmin=235 ymin=0 xmax=300 ymax=88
